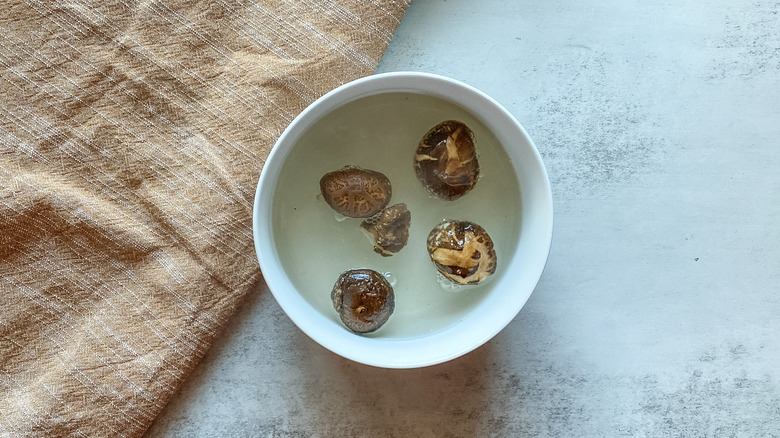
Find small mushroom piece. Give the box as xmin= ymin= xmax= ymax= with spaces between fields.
xmin=360 ymin=203 xmax=412 ymax=257
xmin=319 ymin=167 xmax=392 ymax=218
xmin=331 ymin=269 xmax=395 ymax=334
xmin=414 ymin=120 xmax=480 ymax=200
xmin=426 ymin=220 xmax=497 ymax=285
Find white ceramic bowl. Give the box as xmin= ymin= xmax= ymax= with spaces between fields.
xmin=253 ymin=72 xmax=552 ymax=368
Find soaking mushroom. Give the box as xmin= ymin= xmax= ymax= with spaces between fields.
xmin=414 ymin=120 xmax=480 ymax=200
xmin=426 ymin=219 xmax=497 ymax=285
xmin=319 ymin=167 xmax=392 ymax=218
xmin=360 ymin=203 xmax=412 ymax=257
xmin=331 ymin=269 xmax=395 ymax=334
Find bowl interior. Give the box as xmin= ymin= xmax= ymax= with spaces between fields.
xmin=253 ymin=72 xmax=552 ymax=368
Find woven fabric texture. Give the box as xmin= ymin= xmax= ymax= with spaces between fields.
xmin=0 ymin=1 xmax=409 ymax=436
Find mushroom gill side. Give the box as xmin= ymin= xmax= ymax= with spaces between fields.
xmin=360 ymin=203 xmax=411 ymax=257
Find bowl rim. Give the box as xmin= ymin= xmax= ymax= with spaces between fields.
xmin=253 ymin=71 xmax=553 ymax=368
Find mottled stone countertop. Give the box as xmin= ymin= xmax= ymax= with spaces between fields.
xmin=146 ymin=0 xmax=780 ymax=436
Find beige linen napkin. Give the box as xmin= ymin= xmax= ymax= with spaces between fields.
xmin=0 ymin=1 xmax=409 ymax=436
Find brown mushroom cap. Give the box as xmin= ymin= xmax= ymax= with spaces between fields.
xmin=331 ymin=269 xmax=395 ymax=334
xmin=426 ymin=220 xmax=497 ymax=285
xmin=360 ymin=203 xmax=411 ymax=257
xmin=320 ymin=167 xmax=392 ymax=218
xmin=414 ymin=120 xmax=480 ymax=200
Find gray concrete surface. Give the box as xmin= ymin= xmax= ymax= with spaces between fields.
xmin=145 ymin=0 xmax=780 ymax=436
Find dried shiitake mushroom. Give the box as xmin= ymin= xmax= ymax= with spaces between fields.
xmin=331 ymin=269 xmax=395 ymax=334
xmin=414 ymin=120 xmax=480 ymax=200
xmin=320 ymin=167 xmax=392 ymax=218
xmin=360 ymin=203 xmax=411 ymax=257
xmin=426 ymin=220 xmax=497 ymax=285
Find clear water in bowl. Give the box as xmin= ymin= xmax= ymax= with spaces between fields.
xmin=272 ymin=92 xmax=522 ymax=338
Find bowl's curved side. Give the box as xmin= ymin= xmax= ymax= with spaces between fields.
xmin=253 ymin=72 xmax=553 ymax=368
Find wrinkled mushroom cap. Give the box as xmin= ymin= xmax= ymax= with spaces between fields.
xmin=320 ymin=167 xmax=392 ymax=218
xmin=331 ymin=269 xmax=395 ymax=334
xmin=414 ymin=120 xmax=480 ymax=200
xmin=426 ymin=220 xmax=497 ymax=285
xmin=360 ymin=203 xmax=411 ymax=257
